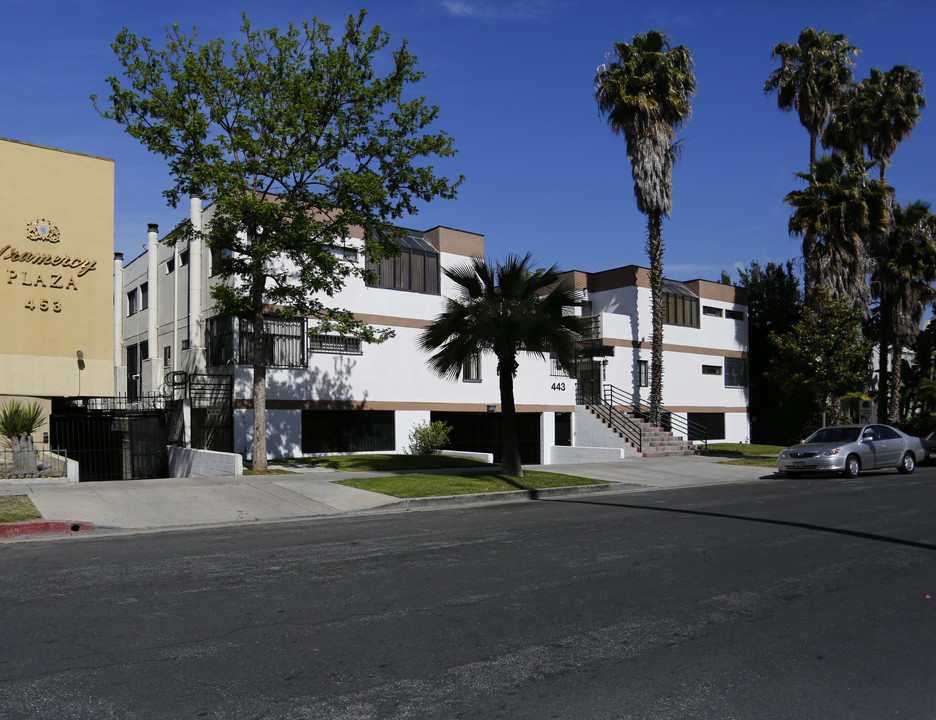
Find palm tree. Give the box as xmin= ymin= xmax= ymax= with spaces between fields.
xmin=785 ymin=153 xmax=888 ymax=307
xmin=594 ymin=30 xmax=696 ymax=424
xmin=764 ymin=28 xmax=859 ymax=170
xmin=824 ymin=65 xmax=926 ymax=184
xmin=418 ymin=254 xmax=589 ymax=477
xmin=873 ymin=201 xmax=936 ymax=422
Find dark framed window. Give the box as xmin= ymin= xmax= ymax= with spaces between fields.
xmin=725 ymin=309 xmax=745 ymax=321
xmin=688 ymin=412 xmax=725 ymax=441
xmin=206 ymin=316 xmax=235 ymax=366
xmin=702 ymin=365 xmax=722 ymax=375
xmin=366 ymin=234 xmax=440 ymax=294
xmin=166 ymin=258 xmax=175 ymax=274
xmin=239 ymin=317 xmax=305 ymax=368
xmin=163 ymin=345 xmax=171 ymax=368
xmin=140 ymin=282 xmax=148 ymax=310
xmin=703 ymin=306 xmax=722 ymax=317
xmin=664 ymin=291 xmax=700 ymax=328
xmin=180 ymin=250 xmax=189 ymax=266
xmin=550 ymin=355 xmax=570 ymax=378
xmin=462 ymin=351 xmax=482 ymax=382
xmin=637 ymin=360 xmax=649 ymax=387
xmin=725 ymin=357 xmax=748 ymax=387
xmin=302 ymin=410 xmax=395 ymax=453
xmin=127 ymin=289 xmax=137 ymax=316
xmin=308 ymin=334 xmax=363 ymax=355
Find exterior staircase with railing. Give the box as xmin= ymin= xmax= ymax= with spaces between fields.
xmin=580 ymin=383 xmax=703 ymax=458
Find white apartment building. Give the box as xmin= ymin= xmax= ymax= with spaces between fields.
xmin=115 ymin=197 xmax=750 ymax=464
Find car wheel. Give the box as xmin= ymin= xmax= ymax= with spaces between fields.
xmin=785 ymin=471 xmax=801 ymax=479
xmin=898 ymin=452 xmax=916 ymax=475
xmin=843 ymin=455 xmax=861 ymax=478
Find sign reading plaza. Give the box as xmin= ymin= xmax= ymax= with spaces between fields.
xmin=1 ymin=221 xmax=98 ymax=313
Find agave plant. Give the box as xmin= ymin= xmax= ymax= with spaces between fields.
xmin=0 ymin=400 xmax=45 ymax=473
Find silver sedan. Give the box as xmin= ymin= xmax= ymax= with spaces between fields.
xmin=778 ymin=424 xmax=924 ymax=478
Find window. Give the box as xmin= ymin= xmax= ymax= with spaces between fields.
xmin=140 ymin=341 xmax=149 ymax=361
xmin=239 ymin=317 xmax=305 ymax=367
xmin=725 ymin=309 xmax=745 ymax=321
xmin=210 ymin=247 xmax=232 ymax=276
xmin=166 ymin=258 xmax=175 ymax=274
xmin=366 ymin=234 xmax=440 ymax=294
xmin=181 ymin=339 xmax=190 ymax=351
xmin=127 ymin=289 xmax=137 ymax=316
xmin=663 ymin=281 xmax=700 ymax=328
xmin=703 ymin=306 xmax=723 ymax=317
xmin=637 ymin=360 xmax=649 ymax=387
xmin=725 ymin=357 xmax=748 ymax=387
xmin=164 ymin=345 xmax=171 ymax=368
xmin=140 ymin=282 xmax=148 ymax=310
xmin=702 ymin=365 xmax=722 ymax=375
xmin=331 ymin=246 xmax=359 ymax=263
xmin=206 ymin=316 xmax=234 ymax=366
xmin=550 ymin=355 xmax=570 ymax=378
xmin=688 ymin=412 xmax=725 ymax=442
xmin=462 ymin=351 xmax=482 ymax=382
xmin=308 ymin=334 xmax=363 ymax=355
xmin=180 ymin=250 xmax=189 ymax=266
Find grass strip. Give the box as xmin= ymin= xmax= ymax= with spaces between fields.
xmin=277 ymin=454 xmax=492 ymax=472
xmin=706 ymin=443 xmax=784 ymax=457
xmin=0 ymin=495 xmax=41 ymax=523
xmin=335 ymin=471 xmax=607 ymax=499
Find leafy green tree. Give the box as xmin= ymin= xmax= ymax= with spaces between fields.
xmin=733 ymin=261 xmax=809 ymax=443
xmin=769 ymin=288 xmax=874 ymax=427
xmin=785 ymin=153 xmax=887 ymax=305
xmin=594 ymin=30 xmax=696 ymax=424
xmin=93 ymin=12 xmax=461 ymax=470
xmin=764 ymin=28 xmax=859 ymax=170
xmin=407 ymin=420 xmax=452 ymax=456
xmin=418 ymin=254 xmax=589 ymax=477
xmin=824 ymin=65 xmax=926 ymax=184
xmin=873 ymin=201 xmax=936 ymax=423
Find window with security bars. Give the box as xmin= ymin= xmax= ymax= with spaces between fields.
xmin=238 ymin=317 xmax=305 ymax=368
xmin=308 ymin=334 xmax=363 ymax=355
xmin=637 ymin=360 xmax=649 ymax=387
xmin=550 ymin=355 xmax=570 ymax=378
xmin=725 ymin=357 xmax=748 ymax=387
xmin=463 ymin=351 xmax=482 ymax=382
xmin=206 ymin=316 xmax=234 ymax=366
xmin=664 ymin=292 xmax=700 ymax=328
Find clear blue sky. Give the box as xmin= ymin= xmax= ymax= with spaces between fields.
xmin=4 ymin=0 xmax=935 ymax=284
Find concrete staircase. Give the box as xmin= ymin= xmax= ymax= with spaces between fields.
xmin=584 ymin=402 xmax=694 ymax=458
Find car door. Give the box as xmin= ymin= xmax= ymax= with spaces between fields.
xmin=860 ymin=425 xmax=885 ymax=468
xmin=874 ymin=425 xmax=904 ymax=467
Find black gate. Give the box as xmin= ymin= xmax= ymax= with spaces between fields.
xmin=50 ymin=397 xmax=169 ymax=482
xmin=431 ymin=411 xmax=542 ymax=464
xmin=189 ymin=374 xmax=233 ymax=452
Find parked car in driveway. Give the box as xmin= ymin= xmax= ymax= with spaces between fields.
xmin=778 ymin=424 xmax=924 ymax=478
xmin=922 ymin=429 xmax=936 ymax=464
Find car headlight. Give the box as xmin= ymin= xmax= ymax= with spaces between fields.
xmin=818 ymin=448 xmax=841 ymax=457
xmin=779 ymin=450 xmax=789 ymax=458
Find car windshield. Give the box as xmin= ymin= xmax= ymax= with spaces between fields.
xmin=803 ymin=427 xmax=862 ymax=444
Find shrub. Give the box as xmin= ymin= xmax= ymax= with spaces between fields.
xmin=0 ymin=400 xmax=44 ymax=444
xmin=407 ymin=420 xmax=452 ymax=455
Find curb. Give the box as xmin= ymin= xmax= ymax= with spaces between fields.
xmin=376 ymin=482 xmax=642 ymax=511
xmin=0 ymin=520 xmax=95 ymax=539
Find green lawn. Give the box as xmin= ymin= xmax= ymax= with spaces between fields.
xmin=706 ymin=443 xmax=784 ymax=469
xmin=335 ymin=471 xmax=607 ymax=499
xmin=276 ymin=453 xmax=492 ymax=472
xmin=0 ymin=495 xmax=41 ymax=523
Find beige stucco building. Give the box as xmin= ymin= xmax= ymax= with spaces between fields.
xmin=0 ymin=138 xmax=115 ymax=399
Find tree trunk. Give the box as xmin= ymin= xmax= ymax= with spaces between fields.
xmin=877 ymin=333 xmax=889 ymax=423
xmin=498 ymin=356 xmax=522 ymax=477
xmin=646 ymin=212 xmax=664 ymax=426
xmin=888 ymin=346 xmax=903 ymax=424
xmin=11 ymin=434 xmax=38 ymax=474
xmin=251 ymin=287 xmax=269 ymax=472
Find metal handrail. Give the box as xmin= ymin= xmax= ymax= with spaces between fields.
xmin=579 ymin=388 xmax=644 ymax=450
xmin=601 ymin=383 xmax=708 ymax=451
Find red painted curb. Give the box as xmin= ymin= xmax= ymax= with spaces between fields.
xmin=0 ymin=520 xmax=95 ymax=538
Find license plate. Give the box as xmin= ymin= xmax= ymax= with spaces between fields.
xmin=793 ymin=461 xmax=804 ymax=468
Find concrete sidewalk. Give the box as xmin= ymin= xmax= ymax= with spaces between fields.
xmin=0 ymin=455 xmax=773 ymax=536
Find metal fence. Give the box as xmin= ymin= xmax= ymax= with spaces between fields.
xmin=0 ymin=448 xmax=69 ymax=480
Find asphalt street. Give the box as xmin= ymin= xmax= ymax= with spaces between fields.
xmin=2 ymin=466 xmax=936 ymax=719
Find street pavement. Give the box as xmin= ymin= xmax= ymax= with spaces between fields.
xmin=0 ymin=455 xmax=772 ymax=536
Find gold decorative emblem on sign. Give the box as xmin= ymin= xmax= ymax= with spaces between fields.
xmin=26 ymin=219 xmax=61 ymax=244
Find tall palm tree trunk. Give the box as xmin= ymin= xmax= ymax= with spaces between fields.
xmin=498 ymin=358 xmax=522 ymax=477
xmin=888 ymin=346 xmax=903 ymax=423
xmin=647 ymin=212 xmax=665 ymax=425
